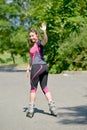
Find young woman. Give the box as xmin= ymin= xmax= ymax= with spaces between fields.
xmin=26 ymin=23 xmax=57 ymax=118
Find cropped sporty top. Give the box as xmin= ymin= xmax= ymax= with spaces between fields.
xmin=30 ymin=40 xmax=46 ymax=65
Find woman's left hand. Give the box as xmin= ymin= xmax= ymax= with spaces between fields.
xmin=26 ymin=70 xmax=30 ymax=77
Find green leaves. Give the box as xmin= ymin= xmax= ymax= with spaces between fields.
xmin=57 ymin=26 xmax=87 ymax=72
xmin=0 ymin=0 xmax=87 ymax=72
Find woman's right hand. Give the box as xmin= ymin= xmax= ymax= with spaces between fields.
xmin=26 ymin=70 xmax=30 ymax=77
xmin=26 ymin=65 xmax=31 ymax=77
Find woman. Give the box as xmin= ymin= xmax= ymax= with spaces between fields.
xmin=26 ymin=23 xmax=57 ymax=118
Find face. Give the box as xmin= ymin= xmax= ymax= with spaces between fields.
xmin=29 ymin=32 xmax=38 ymax=44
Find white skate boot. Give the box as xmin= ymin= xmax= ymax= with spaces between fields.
xmin=26 ymin=103 xmax=35 ymax=118
xmin=48 ymin=101 xmax=57 ymax=116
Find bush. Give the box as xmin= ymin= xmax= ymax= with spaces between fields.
xmin=50 ymin=26 xmax=87 ymax=73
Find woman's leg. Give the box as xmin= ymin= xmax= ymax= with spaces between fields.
xmin=45 ymin=91 xmax=52 ymax=103
xmin=40 ymin=65 xmax=57 ymax=116
xmin=40 ymin=73 xmax=53 ymax=103
xmin=26 ymin=65 xmax=40 ymax=117
xmin=29 ymin=90 xmax=37 ymax=104
xmin=29 ymin=65 xmax=41 ymax=104
xmin=39 ymin=65 xmax=52 ymax=102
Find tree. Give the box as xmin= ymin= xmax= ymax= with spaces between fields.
xmin=0 ymin=0 xmax=87 ymax=73
xmin=0 ymin=0 xmax=29 ymax=63
xmin=27 ymin=0 xmax=87 ymax=73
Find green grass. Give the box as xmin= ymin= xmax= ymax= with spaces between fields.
xmin=0 ymin=52 xmax=29 ymax=67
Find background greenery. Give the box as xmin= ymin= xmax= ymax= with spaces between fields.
xmin=0 ymin=0 xmax=87 ymax=73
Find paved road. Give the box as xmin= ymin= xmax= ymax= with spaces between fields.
xmin=0 ymin=70 xmax=87 ymax=130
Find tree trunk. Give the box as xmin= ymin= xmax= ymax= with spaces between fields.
xmin=11 ymin=52 xmax=15 ymax=64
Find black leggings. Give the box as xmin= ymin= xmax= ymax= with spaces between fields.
xmin=30 ymin=64 xmax=49 ymax=94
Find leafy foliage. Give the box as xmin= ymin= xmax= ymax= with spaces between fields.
xmin=53 ymin=26 xmax=87 ymax=73
xmin=0 ymin=0 xmax=87 ymax=73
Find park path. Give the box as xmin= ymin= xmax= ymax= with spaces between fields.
xmin=0 ymin=69 xmax=87 ymax=130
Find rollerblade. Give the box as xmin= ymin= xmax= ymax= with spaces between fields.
xmin=48 ymin=101 xmax=57 ymax=116
xmin=26 ymin=103 xmax=35 ymax=118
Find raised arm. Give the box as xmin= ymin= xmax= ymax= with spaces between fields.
xmin=40 ymin=23 xmax=48 ymax=46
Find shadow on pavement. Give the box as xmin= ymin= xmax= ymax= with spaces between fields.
xmin=23 ymin=107 xmax=51 ymax=116
xmin=57 ymin=105 xmax=87 ymax=125
xmin=0 ymin=65 xmax=26 ymax=72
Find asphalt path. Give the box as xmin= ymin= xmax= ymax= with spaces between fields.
xmin=0 ymin=69 xmax=87 ymax=130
